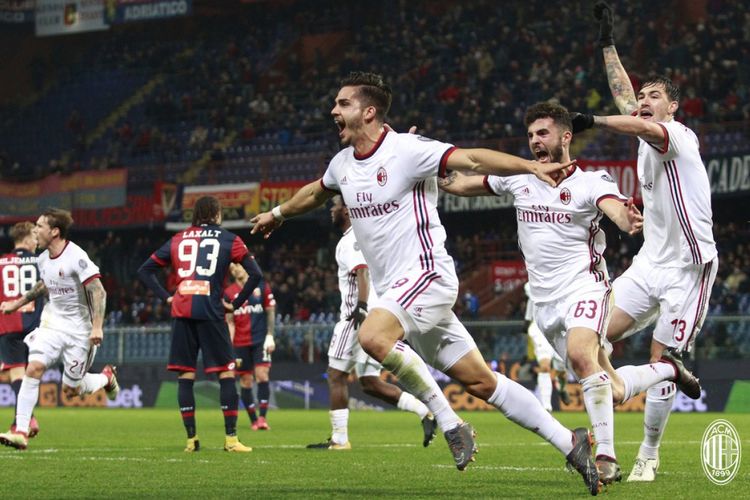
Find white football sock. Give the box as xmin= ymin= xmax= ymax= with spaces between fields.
xmin=397 ymin=391 xmax=430 ymax=420
xmin=581 ymin=371 xmax=615 ymax=459
xmin=615 ymin=362 xmax=675 ymax=402
xmin=640 ymin=381 xmax=675 ymax=459
xmin=330 ymin=409 xmax=349 ymax=445
xmin=488 ymin=372 xmax=574 ymax=456
xmin=382 ymin=341 xmax=460 ymax=433
xmin=77 ymin=373 xmax=109 ymax=395
xmin=537 ymin=372 xmax=553 ymax=411
xmin=15 ymin=376 xmax=40 ymax=434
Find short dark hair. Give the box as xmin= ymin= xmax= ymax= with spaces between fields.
xmin=9 ymin=221 xmax=34 ymax=244
xmin=340 ymin=71 xmax=392 ymax=121
xmin=42 ymin=208 xmax=74 ymax=239
xmin=192 ymin=196 xmax=221 ymax=225
xmin=524 ymin=102 xmax=573 ymax=131
xmin=640 ymin=75 xmax=680 ymax=102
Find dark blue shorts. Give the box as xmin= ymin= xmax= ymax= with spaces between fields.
xmin=168 ymin=318 xmax=235 ymax=374
xmin=233 ymin=343 xmax=271 ymax=374
xmin=0 ymin=332 xmax=29 ymax=370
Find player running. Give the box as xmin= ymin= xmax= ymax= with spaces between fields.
xmin=306 ymin=195 xmax=436 ymax=450
xmin=138 ymin=196 xmax=263 ymax=453
xmin=252 ymin=72 xmax=600 ymax=495
xmin=570 ymin=1 xmax=720 ymax=482
xmin=440 ymin=102 xmax=702 ymax=485
xmin=0 ymin=209 xmax=117 ymax=450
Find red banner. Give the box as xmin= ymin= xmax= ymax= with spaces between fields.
xmin=492 ymin=260 xmax=527 ymax=293
xmin=71 ymin=193 xmax=162 ymax=229
xmin=577 ymin=159 xmax=641 ymax=204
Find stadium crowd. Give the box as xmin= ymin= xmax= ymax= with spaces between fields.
xmin=1 ymin=0 xmax=748 ymax=181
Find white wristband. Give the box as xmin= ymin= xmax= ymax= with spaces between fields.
xmin=272 ymin=206 xmax=285 ymax=222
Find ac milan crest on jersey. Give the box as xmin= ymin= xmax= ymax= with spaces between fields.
xmin=560 ymin=188 xmax=571 ymax=205
xmin=376 ymin=167 xmax=388 ymax=186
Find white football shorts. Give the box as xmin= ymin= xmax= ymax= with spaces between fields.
xmin=327 ymin=319 xmax=381 ymax=378
xmin=25 ymin=326 xmax=97 ymax=387
xmin=612 ymin=255 xmax=718 ymax=352
xmin=534 ymin=283 xmax=613 ymax=369
xmin=372 ymin=266 xmax=476 ymax=372
xmin=528 ymin=320 xmax=555 ymax=361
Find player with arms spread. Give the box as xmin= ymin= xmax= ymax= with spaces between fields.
xmin=440 ymin=102 xmax=702 ymax=486
xmin=569 ymin=2 xmax=719 ymax=482
xmin=0 ymin=222 xmax=43 ymax=437
xmin=0 ymin=209 xmax=117 ymax=450
xmin=139 ymin=196 xmax=264 ymax=453
xmin=307 ymin=195 xmax=436 ymax=450
xmin=224 ymin=262 xmax=276 ymax=431
xmin=252 ymin=71 xmax=601 ymax=494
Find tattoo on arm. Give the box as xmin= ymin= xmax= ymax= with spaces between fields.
xmin=85 ymin=279 xmax=107 ymax=326
xmin=23 ymin=280 xmax=47 ymax=303
xmin=603 ymin=47 xmax=638 ymax=115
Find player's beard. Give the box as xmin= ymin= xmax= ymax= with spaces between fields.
xmin=340 ymin=116 xmax=364 ymax=146
xmin=549 ymin=143 xmax=564 ymax=163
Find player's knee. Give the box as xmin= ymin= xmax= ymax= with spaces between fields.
xmin=357 ymin=328 xmax=385 ymax=359
xmin=538 ymin=359 xmax=551 ymax=373
xmin=239 ymin=374 xmax=254 ymax=388
xmin=359 ymin=376 xmax=380 ymax=395
xmin=326 ymin=367 xmax=348 ymax=386
xmin=463 ymin=373 xmax=496 ymax=400
xmin=567 ymin=349 xmax=596 ymax=378
xmin=25 ymin=361 xmax=45 ymax=379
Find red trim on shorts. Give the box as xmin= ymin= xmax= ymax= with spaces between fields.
xmin=235 ymin=369 xmax=254 ymax=375
xmin=686 ymin=261 xmax=713 ymax=348
xmin=1 ymin=362 xmax=26 ymax=369
xmin=354 ymin=129 xmax=388 ymax=160
xmin=205 ymin=364 xmax=234 ymax=374
xmin=596 ymin=288 xmax=612 ymax=336
xmin=255 ymin=362 xmax=271 ymax=368
xmin=167 ymin=364 xmax=196 ymax=372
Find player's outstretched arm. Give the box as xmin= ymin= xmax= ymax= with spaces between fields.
xmin=447 ymin=148 xmax=572 ymax=187
xmin=438 ymin=171 xmax=488 ymax=196
xmin=0 ymin=280 xmax=47 ymax=314
xmin=250 ymin=178 xmax=334 ymax=238
xmin=599 ymin=196 xmax=643 ymax=235
xmin=84 ymin=278 xmax=107 ymax=346
xmin=594 ymin=2 xmax=637 ymax=115
xmin=571 ymin=113 xmax=666 ymax=147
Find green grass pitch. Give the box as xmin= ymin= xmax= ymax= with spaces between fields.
xmin=1 ymin=408 xmax=747 ymax=498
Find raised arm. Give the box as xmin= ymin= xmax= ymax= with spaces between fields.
xmin=599 ymin=196 xmax=643 ymax=235
xmin=571 ymin=113 xmax=666 ymax=148
xmin=438 ymin=171 xmax=491 ymax=197
xmin=84 ymin=278 xmax=107 ymax=346
xmin=446 ymin=148 xmax=571 ymax=187
xmin=251 ymin=178 xmax=335 ymax=238
xmin=595 ymin=2 xmax=638 ymax=115
xmin=0 ymin=279 xmax=47 ymax=314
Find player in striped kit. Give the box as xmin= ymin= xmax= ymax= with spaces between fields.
xmin=572 ymin=1 xmax=720 ymax=482
xmin=440 ymin=102 xmax=702 ymax=486
xmin=307 ymin=195 xmax=436 ymax=450
xmin=0 ymin=209 xmax=117 ymax=450
xmin=252 ymin=72 xmax=601 ymax=495
xmin=138 ymin=196 xmax=263 ymax=453
xmin=224 ymin=263 xmax=276 ymax=430
xmin=0 ymin=222 xmax=43 ymax=437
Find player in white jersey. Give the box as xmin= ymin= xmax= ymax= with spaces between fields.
xmin=440 ymin=102 xmax=702 ymax=485
xmin=252 ymin=72 xmax=600 ymax=494
xmin=574 ymin=1 xmax=720 ymax=482
xmin=307 ymin=195 xmax=437 ymax=450
xmin=0 ymin=208 xmax=118 ymax=450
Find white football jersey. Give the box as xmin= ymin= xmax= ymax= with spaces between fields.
xmin=486 ymin=167 xmax=626 ymax=303
xmin=336 ymin=227 xmax=376 ymax=321
xmin=37 ymin=241 xmax=101 ymax=334
xmin=323 ymin=130 xmax=456 ymax=296
xmin=637 ymin=119 xmax=717 ymax=266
